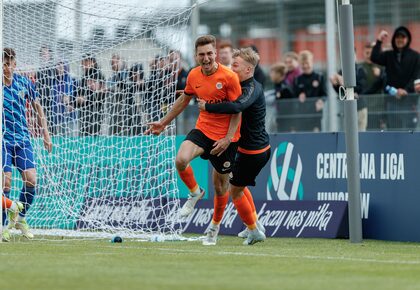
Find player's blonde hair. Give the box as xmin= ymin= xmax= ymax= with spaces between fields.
xmin=233 ymin=47 xmax=260 ymax=67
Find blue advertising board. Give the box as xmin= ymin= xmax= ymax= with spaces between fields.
xmin=208 ymin=132 xmax=419 ymax=242
xmin=180 ymin=200 xmax=348 ymax=238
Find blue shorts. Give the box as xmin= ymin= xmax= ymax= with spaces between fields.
xmin=2 ymin=141 xmax=36 ymax=173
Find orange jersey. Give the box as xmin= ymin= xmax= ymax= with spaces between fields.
xmin=184 ymin=64 xmax=242 ymax=142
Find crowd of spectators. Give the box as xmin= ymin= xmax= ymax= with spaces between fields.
xmin=30 ymin=26 xmax=419 ymax=137
xmin=33 ymin=48 xmax=188 ymax=137
xmin=270 ymin=25 xmax=419 ymax=132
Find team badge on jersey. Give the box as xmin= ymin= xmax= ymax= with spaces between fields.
xmin=223 ymin=161 xmax=231 ymax=168
xmin=216 ymin=82 xmax=223 ymax=89
xmin=312 ymin=80 xmax=319 ymax=88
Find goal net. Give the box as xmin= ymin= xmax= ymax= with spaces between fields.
xmin=2 ymin=0 xmax=193 ymax=240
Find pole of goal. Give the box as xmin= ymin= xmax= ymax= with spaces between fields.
xmin=0 ymin=0 xmax=4 ymax=242
xmin=338 ymin=0 xmax=363 ymax=243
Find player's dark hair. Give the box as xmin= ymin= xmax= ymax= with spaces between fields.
xmin=195 ymin=35 xmax=216 ymax=51
xmin=3 ymin=48 xmax=16 ymax=61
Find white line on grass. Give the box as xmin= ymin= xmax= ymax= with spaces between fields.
xmin=24 ymin=241 xmax=420 ymax=266
xmin=151 ymin=247 xmax=420 ymax=265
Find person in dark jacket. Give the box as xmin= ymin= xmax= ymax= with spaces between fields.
xmin=371 ymin=26 xmax=420 ymax=130
xmin=294 ymin=50 xmax=326 ymax=132
xmin=269 ymin=62 xmax=296 ymax=132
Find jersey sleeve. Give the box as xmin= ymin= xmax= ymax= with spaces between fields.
xmin=205 ymin=83 xmax=257 ymax=114
xmin=183 ymin=72 xmax=195 ymax=96
xmin=227 ymin=73 xmax=242 ymax=101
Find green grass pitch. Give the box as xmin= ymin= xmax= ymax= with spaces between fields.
xmin=1 ymin=236 xmax=420 ymax=290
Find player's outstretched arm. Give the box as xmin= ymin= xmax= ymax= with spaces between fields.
xmin=210 ymin=112 xmax=241 ymax=157
xmin=145 ymin=93 xmax=193 ymax=135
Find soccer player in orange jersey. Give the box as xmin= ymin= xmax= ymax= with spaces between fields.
xmin=146 ymin=35 xmax=242 ymax=245
xmin=198 ymin=48 xmax=270 ymax=245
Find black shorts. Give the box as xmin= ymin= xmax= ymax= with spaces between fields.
xmin=230 ymin=148 xmax=271 ymax=187
xmin=185 ymin=129 xmax=238 ymax=174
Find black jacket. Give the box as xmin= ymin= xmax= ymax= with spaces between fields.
xmin=253 ymin=65 xmax=266 ymax=89
xmin=205 ymin=77 xmax=269 ymax=151
xmin=274 ymin=80 xmax=294 ymax=100
xmin=294 ymin=72 xmax=326 ymax=98
xmin=371 ymin=26 xmax=419 ymax=93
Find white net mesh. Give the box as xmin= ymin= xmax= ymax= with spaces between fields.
xmin=2 ymin=0 xmax=193 ymax=240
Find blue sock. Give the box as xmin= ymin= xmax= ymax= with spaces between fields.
xmin=2 ymin=190 xmax=10 ymax=226
xmin=19 ymin=186 xmax=36 ymax=217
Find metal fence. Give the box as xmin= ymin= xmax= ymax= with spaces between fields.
xmin=175 ymin=92 xmax=420 ymax=134
xmin=185 ymin=0 xmax=420 ymax=133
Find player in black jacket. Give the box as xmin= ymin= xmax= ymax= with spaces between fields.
xmin=198 ymin=47 xmax=270 ymax=245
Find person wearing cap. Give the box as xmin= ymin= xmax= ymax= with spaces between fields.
xmin=371 ymin=26 xmax=420 ymax=130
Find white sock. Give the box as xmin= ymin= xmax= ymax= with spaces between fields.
xmin=190 ymin=186 xmax=201 ymax=197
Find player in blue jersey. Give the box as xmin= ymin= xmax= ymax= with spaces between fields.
xmin=2 ymin=48 xmax=52 ymax=240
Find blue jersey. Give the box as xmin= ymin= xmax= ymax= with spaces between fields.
xmin=3 ymin=74 xmax=38 ymax=145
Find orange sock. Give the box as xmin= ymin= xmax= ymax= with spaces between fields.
xmin=233 ymin=194 xmax=256 ymax=229
xmin=212 ymin=191 xmax=229 ymax=224
xmin=178 ymin=165 xmax=198 ymax=192
xmin=2 ymin=196 xmax=13 ymax=210
xmin=243 ymin=187 xmax=257 ymax=219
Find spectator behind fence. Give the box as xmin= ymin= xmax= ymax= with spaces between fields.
xmin=270 ymin=62 xmax=296 ymax=132
xmin=270 ymin=62 xmax=294 ymax=100
xmin=35 ymin=45 xmax=55 ymax=130
xmin=358 ymin=42 xmax=387 ymax=130
xmin=219 ymin=41 xmax=233 ymax=69
xmin=330 ymin=47 xmax=379 ymax=131
xmin=108 ymin=53 xmax=129 ymax=135
xmin=145 ymin=55 xmax=167 ymax=122
xmin=51 ymin=61 xmax=77 ymax=136
xmin=168 ymin=50 xmax=189 ymax=94
xmin=77 ymin=67 xmax=106 ymax=136
xmin=371 ymin=26 xmax=420 ymax=130
xmin=284 ymin=51 xmax=302 ymax=86
xmin=249 ymin=45 xmax=266 ymax=89
xmin=294 ymin=50 xmax=326 ymax=132
xmin=127 ymin=63 xmax=146 ymax=135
